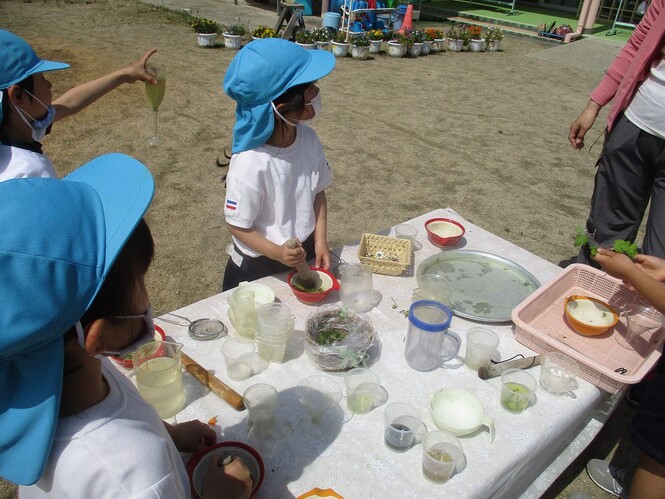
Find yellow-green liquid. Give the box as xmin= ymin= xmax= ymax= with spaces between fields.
xmin=145 ymin=75 xmax=166 ymax=111
xmin=501 ymin=381 xmax=530 ymax=413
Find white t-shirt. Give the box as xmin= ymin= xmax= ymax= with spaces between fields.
xmin=0 ymin=144 xmax=57 ymax=181
xmin=625 ymin=56 xmax=665 ymax=139
xmin=19 ymin=358 xmax=190 ymax=499
xmin=224 ymin=124 xmax=332 ymax=258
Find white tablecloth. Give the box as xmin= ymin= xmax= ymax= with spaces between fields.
xmin=152 ymin=208 xmax=617 ymax=499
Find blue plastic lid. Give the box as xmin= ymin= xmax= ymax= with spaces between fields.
xmin=409 ymin=300 xmax=452 ymax=332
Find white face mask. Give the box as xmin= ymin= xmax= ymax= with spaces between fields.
xmin=103 ymin=305 xmax=156 ymax=357
xmin=271 ymin=101 xmax=297 ymax=127
xmin=12 ymin=89 xmax=55 ymax=142
xmin=303 ymin=91 xmax=322 ymax=123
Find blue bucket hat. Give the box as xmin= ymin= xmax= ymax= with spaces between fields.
xmin=0 ymin=30 xmax=70 ymax=122
xmin=223 ymin=38 xmax=335 ymax=153
xmin=0 ymin=153 xmax=154 ymax=485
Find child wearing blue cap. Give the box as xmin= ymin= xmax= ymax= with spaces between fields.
xmin=0 ymin=154 xmax=252 ymax=497
xmin=221 ymin=38 xmax=336 ymax=290
xmin=0 ymin=29 xmax=157 ymax=181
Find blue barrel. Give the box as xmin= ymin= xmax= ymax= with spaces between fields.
xmin=322 ymin=12 xmax=341 ymax=30
xmin=293 ymin=0 xmax=313 ymax=15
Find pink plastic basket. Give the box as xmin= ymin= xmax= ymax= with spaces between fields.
xmin=512 ymin=264 xmax=664 ymax=393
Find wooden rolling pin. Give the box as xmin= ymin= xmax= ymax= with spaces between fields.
xmin=181 ymin=352 xmax=245 ymax=411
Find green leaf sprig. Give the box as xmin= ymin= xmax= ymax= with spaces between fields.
xmin=572 ymin=226 xmax=638 ymax=259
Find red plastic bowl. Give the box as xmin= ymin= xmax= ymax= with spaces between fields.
xmin=288 ymin=267 xmax=340 ymax=304
xmin=110 ymin=324 xmax=165 ymax=369
xmin=425 ymin=218 xmax=466 ymax=247
xmin=187 ymin=441 xmax=264 ymax=498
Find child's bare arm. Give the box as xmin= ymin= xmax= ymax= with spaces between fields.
xmin=593 ymin=249 xmax=665 ymax=314
xmin=228 ymin=224 xmax=305 ymax=267
xmin=53 ymin=49 xmax=157 ymax=121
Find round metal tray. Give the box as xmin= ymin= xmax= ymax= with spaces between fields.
xmin=416 ymin=250 xmax=540 ymax=322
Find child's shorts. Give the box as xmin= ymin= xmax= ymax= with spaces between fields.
xmin=629 ymin=359 xmax=665 ymax=465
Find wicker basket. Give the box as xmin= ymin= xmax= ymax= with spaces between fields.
xmin=357 ymin=233 xmax=412 ymax=276
xmin=512 ymin=264 xmax=664 ymax=393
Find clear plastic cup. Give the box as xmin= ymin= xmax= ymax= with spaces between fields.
xmin=395 ymin=224 xmax=419 ymax=244
xmin=243 ymin=383 xmax=279 ymax=436
xmin=257 ymin=303 xmax=291 ymax=333
xmin=500 ymin=368 xmax=537 ymax=414
xmin=464 ymin=327 xmax=499 ymax=370
xmin=297 ymin=375 xmax=342 ymax=425
xmin=340 ymin=264 xmax=373 ymax=313
xmin=228 ymin=288 xmax=257 ymax=338
xmin=422 ymin=430 xmax=463 ymax=483
xmin=383 ymin=402 xmax=422 ymax=452
xmin=539 ymin=352 xmax=579 ymax=395
xmin=221 ymin=337 xmax=257 ymax=381
xmin=344 ymin=368 xmax=380 ymax=414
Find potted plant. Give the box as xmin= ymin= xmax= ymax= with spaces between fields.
xmin=367 ymin=29 xmax=384 ymax=54
xmin=223 ymin=23 xmax=247 ymax=49
xmin=412 ymin=29 xmax=426 ymax=56
xmin=191 ymin=17 xmax=220 ymax=47
xmin=423 ymin=28 xmax=443 ymax=53
xmin=388 ymin=29 xmax=411 ymax=58
xmin=350 ymin=33 xmax=370 ymax=60
xmin=331 ymin=30 xmax=350 ymax=57
xmin=294 ymin=28 xmax=317 ymax=49
xmin=251 ymin=25 xmax=277 ymax=40
xmin=467 ymin=24 xmax=484 ymax=52
xmin=312 ymin=28 xmax=331 ymax=50
xmin=485 ymin=25 xmax=504 ymax=51
xmin=446 ymin=26 xmax=463 ymax=52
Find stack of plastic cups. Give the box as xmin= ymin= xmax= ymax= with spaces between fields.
xmin=255 ymin=303 xmax=293 ymax=363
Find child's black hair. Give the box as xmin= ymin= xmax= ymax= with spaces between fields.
xmin=0 ymin=75 xmax=34 ymax=127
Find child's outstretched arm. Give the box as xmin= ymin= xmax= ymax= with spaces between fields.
xmin=313 ymin=190 xmax=330 ymax=269
xmin=593 ymin=248 xmax=665 ymax=315
xmin=228 ymin=224 xmax=306 ymax=267
xmin=52 ymin=49 xmax=157 ymax=121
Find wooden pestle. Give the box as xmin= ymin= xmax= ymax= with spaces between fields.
xmin=286 ymin=238 xmax=319 ymax=289
xmin=181 ymin=352 xmax=245 ymax=411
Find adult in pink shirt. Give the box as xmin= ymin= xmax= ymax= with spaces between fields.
xmin=569 ymin=0 xmax=665 ymax=266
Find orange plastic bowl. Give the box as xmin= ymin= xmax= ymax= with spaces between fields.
xmin=111 ymin=325 xmax=166 ymax=369
xmin=425 ymin=218 xmax=465 ymax=247
xmin=564 ymin=295 xmax=619 ymax=336
xmin=288 ymin=268 xmax=340 ymax=304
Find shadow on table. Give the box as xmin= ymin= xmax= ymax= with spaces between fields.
xmin=220 ymin=386 xmax=346 ymax=498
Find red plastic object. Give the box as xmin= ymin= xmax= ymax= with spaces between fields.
xmin=512 ymin=264 xmax=664 ymax=393
xmin=110 ymin=324 xmax=165 ymax=369
xmin=424 ymin=218 xmax=465 ymax=247
xmin=288 ymin=267 xmax=340 ymax=304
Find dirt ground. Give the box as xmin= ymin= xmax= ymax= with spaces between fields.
xmin=0 ymin=0 xmax=641 ymax=497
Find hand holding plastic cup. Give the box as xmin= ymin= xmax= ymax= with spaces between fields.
xmin=422 ymin=430 xmax=463 ymax=483
xmin=384 ymin=402 xmax=422 ymax=452
xmin=344 ymin=368 xmax=380 ymax=414
xmin=464 ymin=327 xmax=499 ymax=370
xmin=500 ymin=368 xmax=537 ymax=414
xmin=539 ymin=352 xmax=579 ymax=395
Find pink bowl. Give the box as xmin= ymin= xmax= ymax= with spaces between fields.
xmin=288 ymin=267 xmax=340 ymax=304
xmin=425 ymin=218 xmax=465 ymax=247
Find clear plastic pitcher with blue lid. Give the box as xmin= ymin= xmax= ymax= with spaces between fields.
xmin=404 ymin=300 xmax=460 ymax=371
